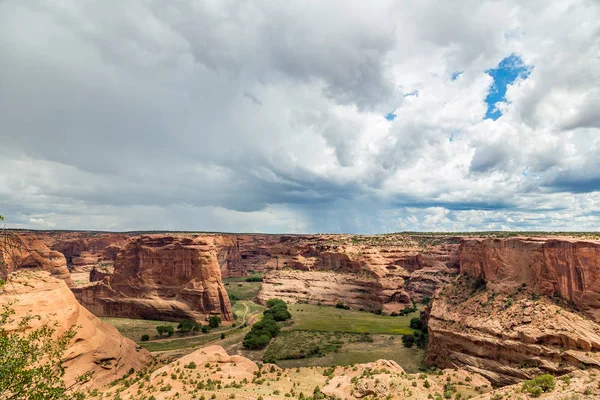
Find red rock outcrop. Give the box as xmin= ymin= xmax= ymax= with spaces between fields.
xmin=257 ymin=235 xmax=460 ymax=311
xmin=0 ymin=233 xmax=73 ymax=286
xmin=425 ymin=237 xmax=600 ymax=386
xmin=73 ymin=235 xmax=233 ymax=323
xmin=258 ymin=269 xmax=411 ymax=312
xmin=0 ymin=271 xmax=150 ymax=390
xmin=40 ymin=232 xmax=129 ymax=271
xmin=459 ymin=237 xmax=600 ymax=321
xmin=426 ymin=276 xmax=600 ymax=386
xmin=216 ymin=235 xmax=246 ymax=277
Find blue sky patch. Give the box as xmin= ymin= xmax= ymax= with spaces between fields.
xmin=451 ymin=71 xmax=463 ymax=80
xmin=485 ymin=54 xmax=531 ymax=120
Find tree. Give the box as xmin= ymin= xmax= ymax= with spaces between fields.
xmin=410 ymin=317 xmax=423 ymax=330
xmin=141 ymin=334 xmax=150 ymax=341
xmin=0 ymin=215 xmax=84 ymax=399
xmin=177 ymin=319 xmax=201 ymax=333
xmin=208 ymin=316 xmax=221 ymax=329
xmin=156 ymin=325 xmax=174 ymax=336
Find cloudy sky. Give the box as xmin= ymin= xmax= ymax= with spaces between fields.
xmin=1 ymin=0 xmax=599 ymax=233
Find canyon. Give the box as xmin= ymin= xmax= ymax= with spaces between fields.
xmin=4 ymin=229 xmax=600 ymax=397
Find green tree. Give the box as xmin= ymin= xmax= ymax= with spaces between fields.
xmin=1 ymin=215 xmax=84 ymax=399
xmin=208 ymin=316 xmax=221 ymax=329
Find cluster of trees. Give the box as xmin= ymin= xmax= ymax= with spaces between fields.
xmin=402 ymin=317 xmax=428 ymax=349
xmin=243 ymin=299 xmax=291 ymax=349
xmin=245 ymin=275 xmax=263 ymax=282
xmin=151 ymin=316 xmax=222 ymax=340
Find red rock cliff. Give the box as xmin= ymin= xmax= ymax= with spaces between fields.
xmin=0 ymin=271 xmax=150 ymax=389
xmin=73 ymin=235 xmax=233 ymax=323
xmin=459 ymin=237 xmax=600 ymax=320
xmin=0 ymin=233 xmax=73 ymax=286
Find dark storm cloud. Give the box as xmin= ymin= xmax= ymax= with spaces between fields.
xmin=0 ymin=0 xmax=599 ymax=233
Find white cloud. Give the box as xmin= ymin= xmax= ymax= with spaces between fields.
xmin=0 ymin=0 xmax=598 ymax=233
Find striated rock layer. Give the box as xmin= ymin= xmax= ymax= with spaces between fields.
xmin=460 ymin=237 xmax=600 ymax=321
xmin=257 ymin=235 xmax=460 ymax=311
xmin=73 ymin=235 xmax=233 ymax=323
xmin=258 ymin=269 xmax=411 ymax=313
xmin=0 ymin=271 xmax=150 ymax=390
xmin=0 ymin=233 xmax=73 ymax=286
xmin=38 ymin=232 xmax=130 ymax=271
xmin=426 ymin=236 xmax=600 ymax=386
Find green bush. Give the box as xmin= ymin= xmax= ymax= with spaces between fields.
xmin=521 ymin=374 xmax=555 ymax=397
xmin=246 ymin=276 xmax=263 ymax=282
xmin=156 ymin=325 xmax=175 ymax=336
xmin=141 ymin=334 xmax=150 ymax=341
xmin=402 ymin=334 xmax=416 ymax=348
xmin=208 ymin=316 xmax=222 ymax=329
xmin=177 ymin=319 xmax=201 ymax=333
xmin=410 ymin=317 xmax=423 ymax=330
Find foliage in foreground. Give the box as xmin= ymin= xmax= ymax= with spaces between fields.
xmin=1 ymin=215 xmax=84 ymax=399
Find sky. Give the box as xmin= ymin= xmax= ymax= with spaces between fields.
xmin=0 ymin=0 xmax=599 ymax=233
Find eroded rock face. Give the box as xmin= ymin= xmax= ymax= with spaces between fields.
xmin=0 ymin=233 xmax=73 ymax=286
xmin=42 ymin=233 xmax=129 ymax=271
xmin=460 ymin=237 xmax=600 ymax=321
xmin=215 ymin=235 xmax=246 ymax=278
xmin=0 ymin=271 xmax=150 ymax=390
xmin=257 ymin=236 xmax=460 ymax=311
xmin=73 ymin=235 xmax=233 ymax=323
xmin=258 ymin=269 xmax=411 ymax=312
xmin=426 ymin=275 xmax=600 ymax=386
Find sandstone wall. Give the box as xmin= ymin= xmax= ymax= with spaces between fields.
xmin=459 ymin=237 xmax=600 ymax=321
xmin=73 ymin=235 xmax=233 ymax=323
xmin=0 ymin=271 xmax=150 ymax=390
xmin=0 ymin=233 xmax=73 ymax=286
xmin=257 ymin=237 xmax=460 ymax=311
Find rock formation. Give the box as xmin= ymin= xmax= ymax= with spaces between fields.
xmin=0 ymin=271 xmax=150 ymax=390
xmin=426 ymin=237 xmax=600 ymax=386
xmin=73 ymin=235 xmax=233 ymax=323
xmin=215 ymin=235 xmax=246 ymax=277
xmin=460 ymin=237 xmax=600 ymax=321
xmin=0 ymin=233 xmax=73 ymax=286
xmin=257 ymin=235 xmax=460 ymax=311
xmin=40 ymin=232 xmax=129 ymax=271
xmin=258 ymin=269 xmax=411 ymax=313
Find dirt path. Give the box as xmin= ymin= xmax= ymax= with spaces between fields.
xmin=148 ymin=301 xmax=258 ymax=354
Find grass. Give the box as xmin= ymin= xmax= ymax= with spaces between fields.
xmin=139 ymin=333 xmax=220 ymax=352
xmin=287 ymin=304 xmax=420 ymax=335
xmin=224 ymin=277 xmax=262 ymax=301
xmin=99 ymin=317 xmax=178 ymax=342
xmin=274 ymin=335 xmax=426 ymax=373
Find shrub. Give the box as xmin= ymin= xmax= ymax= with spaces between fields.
xmin=246 ymin=276 xmax=263 ymax=282
xmin=402 ymin=334 xmax=416 ymax=348
xmin=201 ymin=326 xmax=210 ymax=333
xmin=208 ymin=316 xmax=222 ymax=329
xmin=184 ymin=361 xmax=197 ymax=369
xmin=141 ymin=334 xmax=150 ymax=341
xmin=177 ymin=319 xmax=201 ymax=333
xmin=335 ymin=302 xmax=350 ymax=310
xmin=156 ymin=325 xmax=175 ymax=337
xmin=410 ymin=317 xmax=423 ymax=330
xmin=521 ymin=374 xmax=555 ymax=397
